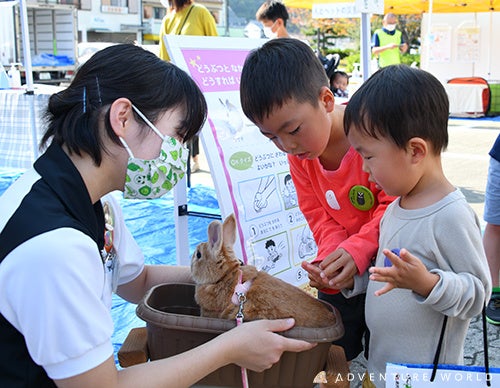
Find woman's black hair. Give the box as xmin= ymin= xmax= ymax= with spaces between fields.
xmin=41 ymin=43 xmax=207 ymax=165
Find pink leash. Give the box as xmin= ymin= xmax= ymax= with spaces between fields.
xmin=233 ymin=270 xmax=251 ymax=388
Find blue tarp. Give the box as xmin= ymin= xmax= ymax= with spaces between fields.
xmin=31 ymin=53 xmax=75 ymax=66
xmin=0 ymin=168 xmax=219 ymax=366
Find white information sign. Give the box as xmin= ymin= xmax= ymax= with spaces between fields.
xmin=311 ymin=0 xmax=383 ymax=18
xmin=355 ymin=0 xmax=384 ymax=15
xmin=428 ymin=24 xmax=452 ymax=63
xmin=312 ymin=3 xmax=360 ymax=19
xmin=166 ymin=36 xmax=317 ymax=287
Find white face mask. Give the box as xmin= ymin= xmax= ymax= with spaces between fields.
xmin=120 ymin=105 xmax=189 ymax=200
xmin=263 ymin=21 xmax=277 ymax=39
xmin=385 ymin=24 xmax=397 ymax=32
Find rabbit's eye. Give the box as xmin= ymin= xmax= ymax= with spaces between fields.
xmin=196 ymin=250 xmax=201 ymax=259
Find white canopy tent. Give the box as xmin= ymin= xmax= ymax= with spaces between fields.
xmin=284 ymin=0 xmax=500 ymax=80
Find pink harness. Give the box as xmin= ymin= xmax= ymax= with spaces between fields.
xmin=231 ymin=270 xmax=253 ymax=305
xmin=232 ymin=269 xmax=252 ymax=388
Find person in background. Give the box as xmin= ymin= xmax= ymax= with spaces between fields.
xmin=159 ymin=0 xmax=218 ymax=173
xmin=0 ymin=44 xmax=316 ymax=387
xmin=371 ymin=13 xmax=408 ymax=68
xmin=330 ymin=71 xmax=349 ymax=98
xmin=343 ymin=65 xmax=491 ymax=387
xmin=240 ymin=38 xmax=395 ymax=374
xmin=484 ymin=134 xmax=500 ymax=325
xmin=256 ymin=1 xmax=290 ymax=39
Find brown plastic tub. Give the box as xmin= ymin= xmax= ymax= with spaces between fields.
xmin=136 ymin=283 xmax=344 ymax=388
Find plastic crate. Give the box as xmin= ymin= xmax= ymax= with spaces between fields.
xmin=488 ymin=81 xmax=500 ymax=116
xmin=136 ymin=283 xmax=345 ymax=388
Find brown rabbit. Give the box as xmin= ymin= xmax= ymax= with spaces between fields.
xmin=191 ymin=213 xmax=339 ymax=328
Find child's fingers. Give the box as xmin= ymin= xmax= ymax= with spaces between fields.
xmin=374 ymin=283 xmax=394 ymax=296
xmin=369 ymin=267 xmax=396 ymax=284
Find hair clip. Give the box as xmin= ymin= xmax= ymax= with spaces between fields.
xmin=83 ymin=86 xmax=87 ymax=113
xmin=95 ymin=76 xmax=102 ymax=105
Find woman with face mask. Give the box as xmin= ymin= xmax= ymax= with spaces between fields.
xmin=371 ymin=13 xmax=409 ymax=68
xmin=0 ymin=44 xmax=315 ymax=388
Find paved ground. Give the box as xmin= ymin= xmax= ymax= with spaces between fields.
xmin=191 ymin=118 xmax=500 ymax=387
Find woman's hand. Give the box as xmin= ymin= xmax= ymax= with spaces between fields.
xmin=220 ymin=318 xmax=316 ymax=372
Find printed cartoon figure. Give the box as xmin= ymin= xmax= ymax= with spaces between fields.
xmin=404 ymin=374 xmax=411 ymax=388
xmin=219 ymin=98 xmax=244 ymax=139
xmin=298 ymin=226 xmax=317 ymax=259
xmin=253 ymin=175 xmax=276 ymax=212
xmin=281 ymin=173 xmax=298 ymax=209
xmin=357 ymin=191 xmax=365 ymax=206
xmin=261 ymin=238 xmax=284 ymax=272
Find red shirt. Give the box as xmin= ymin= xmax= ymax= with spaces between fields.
xmin=288 ymin=147 xmax=396 ymax=294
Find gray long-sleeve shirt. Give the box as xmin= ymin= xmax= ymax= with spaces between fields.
xmin=362 ymin=189 xmax=491 ymax=387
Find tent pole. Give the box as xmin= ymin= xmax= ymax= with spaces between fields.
xmin=19 ymin=0 xmax=39 ymax=160
xmin=360 ymin=12 xmax=371 ymax=81
xmin=422 ymin=0 xmax=433 ymax=71
xmin=487 ymin=12 xmax=492 ymax=79
xmin=19 ymin=0 xmax=34 ymax=94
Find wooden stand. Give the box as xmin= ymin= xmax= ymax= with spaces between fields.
xmin=117 ymin=327 xmax=149 ymax=367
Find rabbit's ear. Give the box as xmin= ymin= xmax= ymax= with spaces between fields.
xmin=222 ymin=214 xmax=236 ymax=248
xmin=207 ymin=220 xmax=223 ymax=251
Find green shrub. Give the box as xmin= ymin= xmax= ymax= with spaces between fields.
xmin=401 ymin=53 xmax=420 ymax=67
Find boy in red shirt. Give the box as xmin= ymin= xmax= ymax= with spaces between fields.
xmin=240 ymin=38 xmax=395 ymax=362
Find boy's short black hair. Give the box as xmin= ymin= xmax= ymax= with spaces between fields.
xmin=240 ymin=38 xmax=329 ymax=124
xmin=344 ymin=65 xmax=449 ymax=154
xmin=256 ymin=1 xmax=289 ymax=25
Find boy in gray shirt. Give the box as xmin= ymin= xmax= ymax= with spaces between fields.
xmin=342 ymin=65 xmax=492 ymax=387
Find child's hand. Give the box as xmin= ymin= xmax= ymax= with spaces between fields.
xmin=319 ymin=248 xmax=358 ymax=289
xmin=300 ymin=261 xmax=330 ymax=290
xmin=369 ymin=248 xmax=440 ymax=297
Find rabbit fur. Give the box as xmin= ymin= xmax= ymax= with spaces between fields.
xmin=191 ymin=214 xmax=338 ymax=328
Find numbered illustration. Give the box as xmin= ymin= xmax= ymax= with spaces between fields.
xmin=278 ymin=172 xmax=298 ymax=210
xmin=238 ymin=174 xmax=282 ymax=220
xmin=290 ymin=224 xmax=317 ymax=264
xmin=250 ymin=231 xmax=291 ymax=276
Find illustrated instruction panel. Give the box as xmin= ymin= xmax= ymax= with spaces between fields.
xmin=166 ymin=36 xmax=317 ymax=287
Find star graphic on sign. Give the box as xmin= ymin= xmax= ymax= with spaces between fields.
xmin=189 ymin=56 xmax=201 ymax=68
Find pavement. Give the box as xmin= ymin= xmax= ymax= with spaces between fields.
xmin=190 ymin=117 xmax=500 ymax=387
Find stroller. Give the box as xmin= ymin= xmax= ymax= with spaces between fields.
xmin=318 ymin=53 xmax=341 ymax=81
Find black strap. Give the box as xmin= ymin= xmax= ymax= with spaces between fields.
xmin=481 ymin=307 xmax=492 ymax=386
xmin=430 ymin=315 xmax=448 ymax=382
xmin=431 ymin=307 xmax=491 ymax=386
xmin=176 ymin=4 xmax=195 ymax=35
